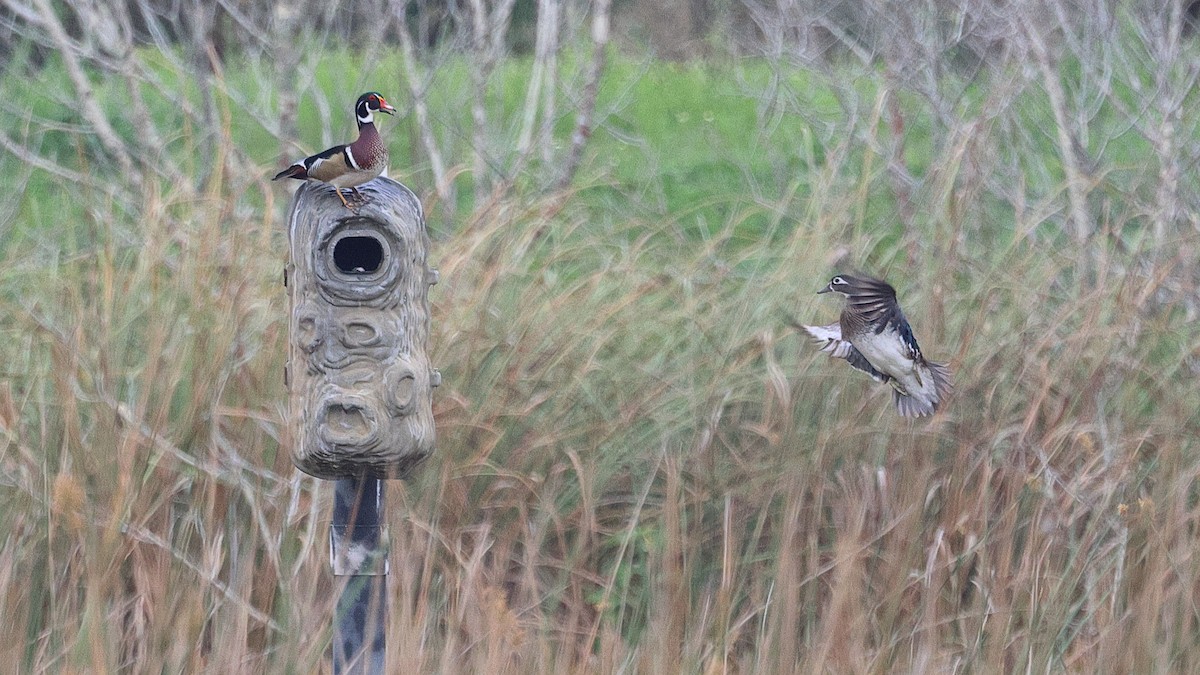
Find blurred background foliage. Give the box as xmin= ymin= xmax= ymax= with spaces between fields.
xmin=1 ymin=0 xmax=1199 ymax=672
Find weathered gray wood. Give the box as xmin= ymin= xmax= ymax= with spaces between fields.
xmin=285 ymin=178 xmax=439 ymax=479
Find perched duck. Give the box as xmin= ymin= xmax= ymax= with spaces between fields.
xmin=274 ymin=92 xmax=395 ymax=210
xmin=802 ymin=274 xmax=952 ymax=417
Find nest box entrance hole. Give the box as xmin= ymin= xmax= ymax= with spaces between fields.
xmin=333 ymin=235 xmax=385 ymax=275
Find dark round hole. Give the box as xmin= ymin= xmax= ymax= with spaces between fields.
xmin=333 ymin=235 xmax=384 ymax=274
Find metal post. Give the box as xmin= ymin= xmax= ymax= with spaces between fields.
xmin=330 ymin=477 xmax=387 ymax=673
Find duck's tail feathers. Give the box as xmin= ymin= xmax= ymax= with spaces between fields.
xmin=893 ymin=360 xmax=953 ymax=417
xmin=273 ymin=164 xmax=307 ymax=181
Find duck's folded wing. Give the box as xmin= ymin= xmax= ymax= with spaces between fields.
xmin=302 ymin=144 xmax=351 ymax=182
xmin=802 ymin=323 xmax=890 ymax=384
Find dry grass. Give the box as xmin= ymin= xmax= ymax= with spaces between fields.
xmin=3 ymin=6 xmax=1200 ymax=673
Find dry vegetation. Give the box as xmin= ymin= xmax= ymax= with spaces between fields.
xmin=1 ymin=0 xmax=1199 ymax=672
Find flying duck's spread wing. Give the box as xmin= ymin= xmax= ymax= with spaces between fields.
xmin=802 ymin=323 xmax=890 ymax=384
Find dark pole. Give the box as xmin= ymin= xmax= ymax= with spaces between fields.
xmin=330 ymin=477 xmax=387 ymax=674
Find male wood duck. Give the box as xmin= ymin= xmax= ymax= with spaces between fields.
xmin=802 ymin=274 xmax=952 ymax=417
xmin=273 ymin=92 xmax=396 ymax=210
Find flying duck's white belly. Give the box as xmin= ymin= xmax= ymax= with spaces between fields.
xmin=852 ymin=326 xmax=933 ymax=400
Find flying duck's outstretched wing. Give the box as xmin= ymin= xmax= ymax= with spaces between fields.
xmin=801 ymin=323 xmax=891 ymax=384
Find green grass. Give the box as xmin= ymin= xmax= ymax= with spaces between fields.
xmin=2 ymin=25 xmax=1200 ymax=673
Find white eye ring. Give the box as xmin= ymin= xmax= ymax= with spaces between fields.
xmin=832 ymin=276 xmax=846 ymax=285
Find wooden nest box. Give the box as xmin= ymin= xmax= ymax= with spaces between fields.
xmin=284 ymin=179 xmax=439 ymax=479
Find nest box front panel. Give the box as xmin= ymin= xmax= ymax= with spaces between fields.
xmin=285 ymin=180 xmax=438 ymax=479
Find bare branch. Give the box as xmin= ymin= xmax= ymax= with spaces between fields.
xmin=1017 ymin=6 xmax=1093 ymax=243
xmin=558 ymin=0 xmax=611 ymax=190
xmin=466 ymin=0 xmax=519 ymax=203
xmin=468 ymin=0 xmax=492 ymax=204
xmin=394 ymin=0 xmax=454 ymax=211
xmin=28 ymin=0 xmax=141 ymax=189
xmin=517 ymin=0 xmax=560 ymax=160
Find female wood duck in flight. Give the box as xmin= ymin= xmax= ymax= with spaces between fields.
xmin=802 ymin=274 xmax=952 ymax=417
xmin=273 ymin=92 xmax=395 ymax=210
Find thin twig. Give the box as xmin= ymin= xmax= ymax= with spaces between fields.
xmin=29 ymin=0 xmax=141 ymax=189
xmin=394 ymin=1 xmax=454 ymax=210
xmin=557 ymin=0 xmax=611 ymax=189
